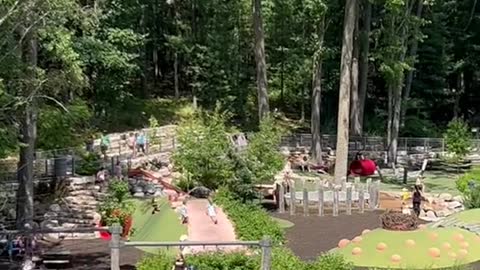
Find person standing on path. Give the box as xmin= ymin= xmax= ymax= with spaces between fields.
xmin=100 ymin=133 xmax=110 ymax=160
xmin=206 ymin=198 xmax=218 ymax=224
xmin=136 ymin=131 xmax=147 ymax=156
xmin=412 ymin=184 xmax=424 ymax=217
xmin=127 ymin=132 xmax=137 ymax=158
xmin=178 ymin=201 xmax=189 ymax=224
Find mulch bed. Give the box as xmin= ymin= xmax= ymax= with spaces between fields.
xmin=271 ymin=210 xmax=384 ymax=261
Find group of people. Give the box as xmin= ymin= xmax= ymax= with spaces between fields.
xmin=97 ymin=130 xmax=148 ymax=160
xmin=176 ymin=197 xmax=218 ymax=225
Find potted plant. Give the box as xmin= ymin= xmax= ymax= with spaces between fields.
xmin=98 ymin=179 xmax=135 ymax=238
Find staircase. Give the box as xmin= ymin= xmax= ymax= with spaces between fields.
xmin=41 ymin=176 xmax=104 ymax=240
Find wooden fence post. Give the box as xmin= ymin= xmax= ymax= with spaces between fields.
xmin=303 ymin=188 xmax=308 ymax=216
xmin=374 ymin=180 xmax=381 ymax=208
xmin=278 ymin=184 xmax=285 ymax=214
xmin=318 ymin=184 xmax=324 ymax=216
xmin=333 ymin=188 xmax=339 ymax=217
xmin=359 ymin=186 xmax=365 ymax=213
xmin=110 ymin=224 xmax=122 ymax=270
xmin=289 ymin=185 xmax=296 ymax=215
xmin=260 ymin=236 xmax=272 ymax=270
xmin=354 ymin=177 xmax=360 ymax=190
xmin=341 ymin=177 xmax=347 ymax=191
xmin=346 ymin=187 xmax=352 ymax=215
xmin=366 ymin=178 xmax=371 ymax=193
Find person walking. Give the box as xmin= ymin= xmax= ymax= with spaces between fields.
xmin=100 ymin=133 xmax=110 ymax=160
xmin=127 ymin=132 xmax=137 ymax=158
xmin=412 ymin=184 xmax=424 ymax=217
xmin=206 ymin=197 xmax=218 ymax=224
xmin=136 ymin=131 xmax=147 ymax=155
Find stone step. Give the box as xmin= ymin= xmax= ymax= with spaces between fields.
xmin=69 ymin=190 xmax=95 ymax=196
xmin=66 ymin=204 xmax=98 ymax=212
xmin=45 ymin=211 xmax=98 ymax=220
xmin=64 ymin=195 xmax=98 ymax=203
xmin=44 ymin=231 xmax=99 ymax=240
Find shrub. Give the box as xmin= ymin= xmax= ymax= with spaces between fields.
xmin=444 ymin=118 xmax=472 ymax=159
xmin=244 ymin=117 xmax=285 ymax=183
xmin=98 ymin=179 xmax=135 ymax=226
xmin=186 ymin=251 xmax=260 ymax=269
xmin=455 ymin=167 xmax=480 ymax=194
xmin=310 ymin=253 xmax=353 ymax=270
xmin=215 ymin=188 xmax=285 ymax=245
xmin=271 ymin=247 xmax=306 ymax=270
xmin=463 ymin=185 xmax=480 ymax=209
xmin=136 ymin=251 xmax=173 ymax=270
xmin=76 ymin=152 xmax=102 ymax=176
xmin=172 ymin=107 xmax=234 ymax=189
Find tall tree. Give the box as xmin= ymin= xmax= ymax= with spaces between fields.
xmin=350 ymin=0 xmax=372 ymax=136
xmin=310 ymin=4 xmax=328 ymax=165
xmin=253 ymin=0 xmax=270 ymax=121
xmin=334 ymin=0 xmax=358 ymax=183
xmin=349 ymin=11 xmax=360 ymax=135
xmin=400 ymin=0 xmax=424 ymax=128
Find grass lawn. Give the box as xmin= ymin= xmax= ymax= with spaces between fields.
xmin=293 ymin=170 xmax=462 ymax=195
xmin=447 ymin=209 xmax=480 ymax=225
xmin=130 ymin=198 xmax=187 ymax=254
xmin=336 ymin=227 xmax=480 ymax=269
xmin=271 ymin=217 xmax=294 ymax=229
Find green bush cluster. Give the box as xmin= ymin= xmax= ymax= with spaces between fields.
xmin=214 ymin=188 xmax=285 ymax=245
xmin=444 ymin=118 xmax=472 ymax=159
xmin=456 ymin=167 xmax=480 ymax=209
xmin=172 ymin=106 xmax=285 ymax=191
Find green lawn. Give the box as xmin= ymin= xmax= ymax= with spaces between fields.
xmin=336 ymin=227 xmax=480 ymax=269
xmin=293 ymin=171 xmax=461 ymax=195
xmin=447 ymin=209 xmax=480 ymax=224
xmin=271 ymin=217 xmax=294 ymax=229
xmin=130 ymin=198 xmax=187 ymax=254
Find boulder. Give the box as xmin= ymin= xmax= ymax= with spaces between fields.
xmin=49 ymin=204 xmax=62 ymax=212
xmin=133 ymin=192 xmax=144 ymax=198
xmin=439 ymin=193 xmax=453 ymax=201
xmin=447 ymin=201 xmax=463 ymax=210
xmin=426 ymin=210 xmax=437 ymax=219
xmin=453 ymin=195 xmax=464 ymax=203
xmin=133 ymin=186 xmax=144 ymax=193
xmin=435 ymin=209 xmax=452 ymax=217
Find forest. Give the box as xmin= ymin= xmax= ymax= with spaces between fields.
xmin=1 ymin=0 xmax=480 ymax=162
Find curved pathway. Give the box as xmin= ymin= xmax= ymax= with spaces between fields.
xmin=186 ymin=199 xmax=241 ymax=253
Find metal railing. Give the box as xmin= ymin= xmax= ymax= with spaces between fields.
xmin=0 ymin=225 xmax=273 ymax=270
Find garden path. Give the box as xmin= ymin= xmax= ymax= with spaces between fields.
xmin=186 ymin=199 xmax=242 ymax=253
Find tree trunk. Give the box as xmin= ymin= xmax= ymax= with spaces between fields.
xmin=16 ymin=28 xmax=38 ymax=229
xmin=334 ymin=0 xmax=357 ymax=184
xmin=454 ymin=72 xmax=464 ymax=119
xmin=253 ymin=0 xmax=269 ymax=121
xmin=174 ymin=52 xmax=179 ymax=99
xmin=400 ymin=1 xmax=424 ymax=128
xmin=388 ymin=81 xmax=403 ymax=166
xmin=311 ymin=17 xmax=326 ymax=165
xmin=356 ymin=0 xmax=372 ymax=136
xmin=349 ymin=14 xmax=360 ymax=136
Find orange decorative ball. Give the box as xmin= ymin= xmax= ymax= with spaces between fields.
xmin=352 ymin=247 xmax=362 ymax=256
xmin=442 ymin=242 xmax=452 ymax=250
xmin=405 ymin=239 xmax=416 ymax=247
xmin=376 ymin=242 xmax=387 ymax=251
xmin=352 ymin=236 xmax=363 ymax=243
xmin=391 ymin=254 xmax=402 ymax=263
xmin=362 ymin=229 xmax=371 ymax=235
xmin=454 ymin=233 xmax=465 ymax=242
xmin=458 ymin=249 xmax=468 ymax=258
xmin=429 ymin=232 xmax=439 ymax=241
xmin=460 ymin=241 xmax=469 ymax=249
xmin=448 ymin=251 xmax=457 ymax=259
xmin=338 ymin=239 xmax=350 ymax=249
xmin=428 ymin=247 xmax=441 ymax=258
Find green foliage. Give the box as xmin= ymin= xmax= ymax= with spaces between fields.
xmin=444 ymin=119 xmax=472 ymax=158
xmin=214 ymin=188 xmax=285 ymax=245
xmin=76 ymin=152 xmax=102 ymax=176
xmin=244 ymin=117 xmax=285 ymax=183
xmin=37 ymin=101 xmax=93 ymax=150
xmin=271 ymin=247 xmax=307 ymax=270
xmin=186 ymin=252 xmax=260 ymax=270
xmin=310 ymin=253 xmax=354 ymax=270
xmin=136 ymin=251 xmax=173 ymax=270
xmin=98 ymin=179 xmax=135 ymax=226
xmin=456 ymin=167 xmax=480 ymax=199
xmin=463 ymin=185 xmax=480 ymax=209
xmin=172 ymin=107 xmax=234 ymax=189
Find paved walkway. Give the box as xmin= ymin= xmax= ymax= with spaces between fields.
xmin=186 ymin=199 xmax=241 ymax=253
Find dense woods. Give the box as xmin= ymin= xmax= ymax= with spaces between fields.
xmin=1 ymin=0 xmax=480 ymax=226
